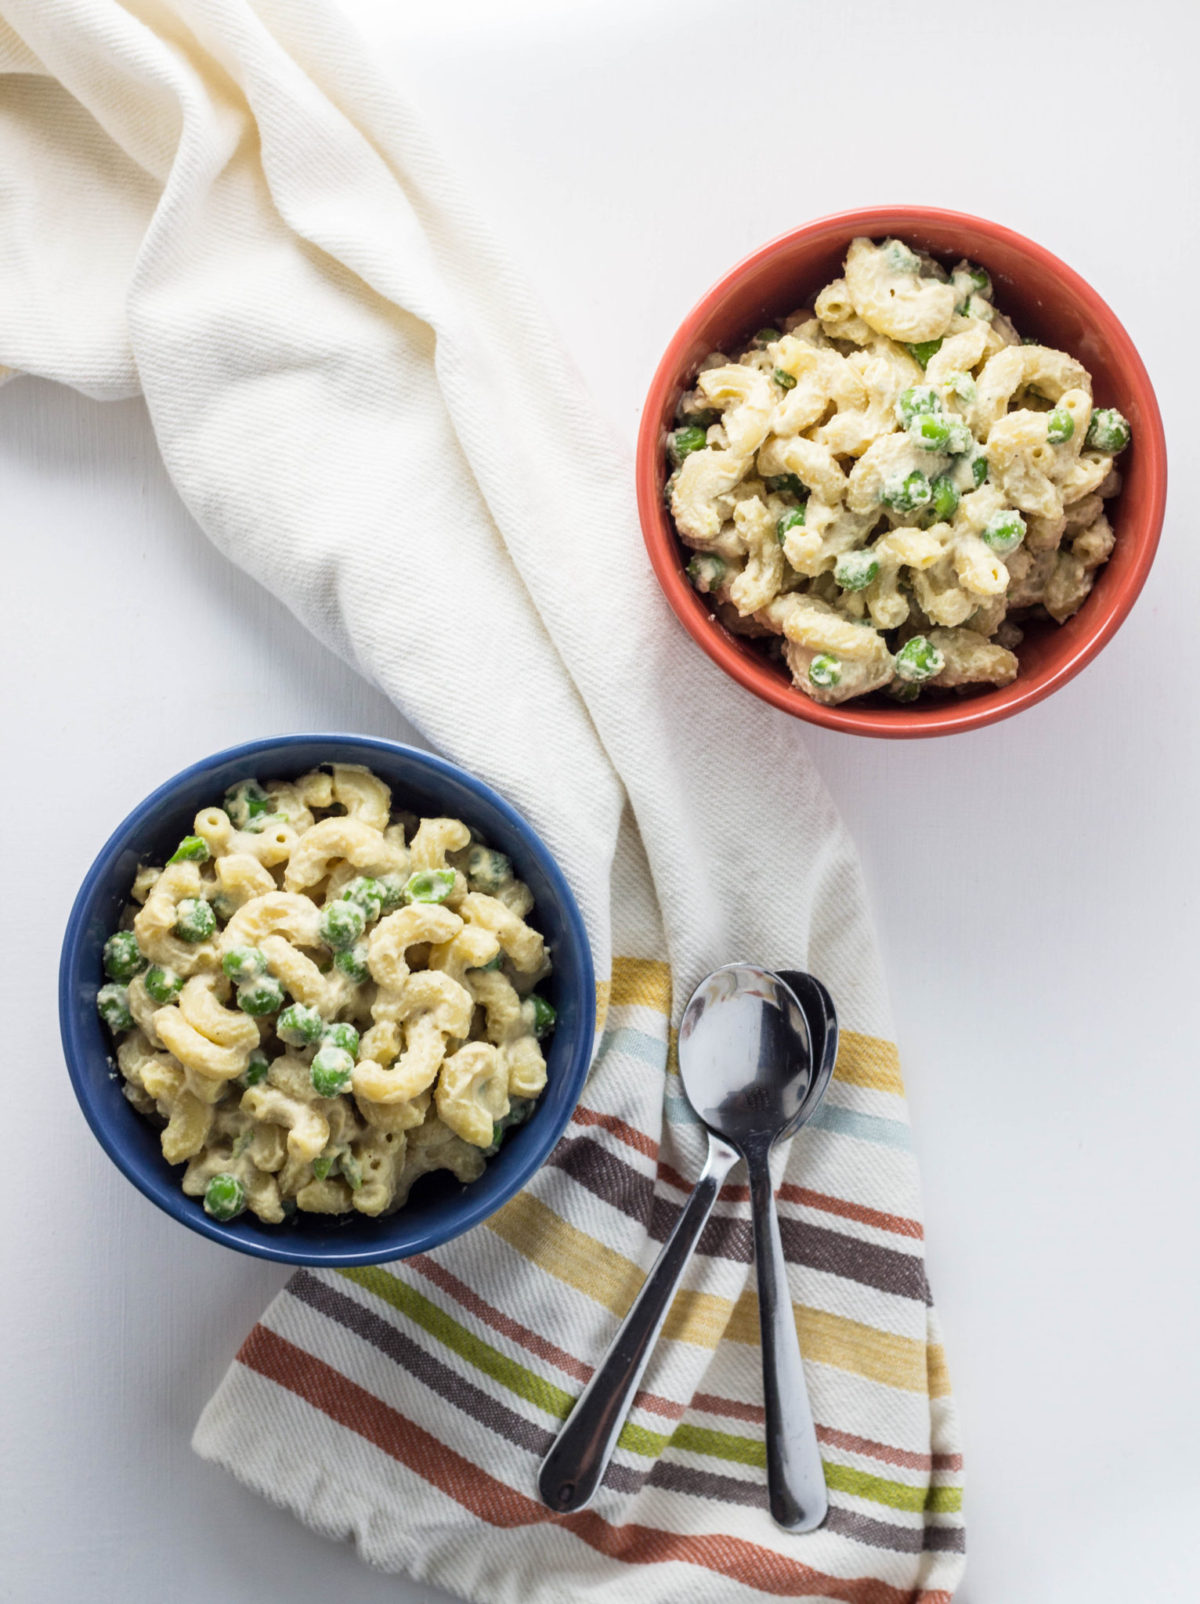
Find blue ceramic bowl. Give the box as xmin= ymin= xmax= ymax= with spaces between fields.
xmin=59 ymin=734 xmax=595 ymax=1266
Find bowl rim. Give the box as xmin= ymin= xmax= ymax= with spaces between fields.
xmin=636 ymin=203 xmax=1168 ymax=738
xmin=58 ymin=731 xmax=596 ymax=1266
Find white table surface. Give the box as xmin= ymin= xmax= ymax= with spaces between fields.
xmin=3 ymin=2 xmax=1198 ymax=1599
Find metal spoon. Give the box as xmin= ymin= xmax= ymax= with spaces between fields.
xmin=537 ymin=1110 xmax=741 ymax=1516
xmin=677 ymin=964 xmax=830 ymax=1532
xmin=538 ymin=964 xmax=833 ymax=1531
xmin=745 ymin=968 xmax=837 ymax=1531
xmin=776 ymin=970 xmax=839 ymax=1132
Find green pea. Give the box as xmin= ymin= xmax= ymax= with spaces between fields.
xmin=964 ymin=295 xmax=993 ymax=322
xmin=888 ymin=680 xmax=921 ymax=703
xmin=237 ymin=976 xmax=285 ymax=1017
xmin=204 ymin=1174 xmax=246 ymax=1222
xmin=168 ymin=835 xmax=210 ymax=865
xmin=223 ymin=779 xmax=271 ymax=831
xmin=1084 ymin=407 xmax=1131 ymax=453
xmin=1046 ymin=408 xmax=1075 ymax=445
xmin=904 ymin=469 xmax=934 ymax=508
xmin=776 ymin=506 xmax=807 ymax=543
xmin=144 ymin=964 xmax=183 ymax=1005
xmin=529 ymin=995 xmax=557 ymax=1039
xmin=763 ymin=473 xmax=806 ymax=499
xmin=686 ymin=553 xmax=726 ymax=593
xmin=375 ymin=873 xmax=407 ymax=914
xmin=312 ymin=1154 xmax=334 ymax=1181
xmin=966 ymin=264 xmax=992 ymax=295
xmin=774 ymin=368 xmax=797 ymax=390
xmin=222 ymin=946 xmax=268 ymax=984
xmin=808 ymin=654 xmax=841 ymax=689
xmin=895 ymin=386 xmax=942 ymax=428
xmin=404 ymin=869 xmax=456 ymax=905
xmin=885 ymin=241 xmax=921 ymax=273
xmin=668 ymin=426 xmax=709 ymax=465
xmin=277 ymin=1003 xmax=326 ymax=1047
xmin=981 ymin=510 xmax=1027 ymax=554
xmin=678 ymin=405 xmax=718 ymax=429
xmin=319 ymin=899 xmax=366 ymax=951
xmin=1022 ymin=335 xmax=1040 ymax=346
xmin=96 ymin=983 xmax=133 ymax=1032
xmin=754 ymin=327 xmax=781 ymax=345
xmin=952 ymin=264 xmax=992 ymax=309
xmin=174 ymin=898 xmax=216 ymax=943
xmin=310 ymin=1044 xmax=354 ymax=1098
xmin=834 ymin=550 xmax=879 ymax=592
xmin=340 ymin=876 xmax=384 ymax=922
xmin=103 ymin=931 xmax=145 ymax=983
xmin=340 ymin=1153 xmax=363 ymax=1191
xmin=881 ymin=471 xmax=932 ymax=514
xmin=929 ymin=475 xmax=960 ymax=522
xmin=504 ymin=1097 xmax=534 ymax=1134
xmin=490 ymin=1097 xmax=536 ymax=1152
xmin=972 ymin=455 xmax=989 ymax=487
xmin=910 ymin=413 xmax=953 ymax=452
xmin=905 ymin=338 xmax=944 ymax=369
xmin=894 ymin=635 xmax=945 ymax=683
xmin=335 ymin=944 xmax=370 ymax=984
xmin=662 ymin=469 xmax=679 ymax=507
xmin=323 ymin=1021 xmax=360 ymax=1056
xmin=241 ymin=1048 xmax=270 ymax=1088
xmin=948 ymin=372 xmax=976 ymax=403
xmin=911 ymin=412 xmax=969 ymax=454
xmin=467 ymin=845 xmax=512 ymax=895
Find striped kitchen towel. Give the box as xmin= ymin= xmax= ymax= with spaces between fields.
xmin=196 ymin=950 xmax=963 ymax=1602
xmin=0 ymin=0 xmax=964 ymax=1598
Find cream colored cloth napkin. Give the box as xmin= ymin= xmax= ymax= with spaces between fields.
xmin=0 ymin=2 xmax=965 ymax=1597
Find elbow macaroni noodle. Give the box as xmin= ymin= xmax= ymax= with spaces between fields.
xmin=96 ymin=765 xmax=555 ymax=1225
xmin=667 ymin=236 xmax=1132 ymax=705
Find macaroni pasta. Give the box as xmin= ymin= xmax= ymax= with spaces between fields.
xmin=667 ymin=236 xmax=1132 ymax=704
xmin=95 ymin=765 xmax=555 ymax=1224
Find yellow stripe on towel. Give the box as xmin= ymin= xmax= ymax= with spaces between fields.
xmin=489 ymin=1192 xmax=941 ymax=1394
xmin=834 ymin=1031 xmax=906 ymax=1096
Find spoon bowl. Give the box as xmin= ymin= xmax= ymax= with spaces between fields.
xmin=679 ymin=964 xmax=813 ymax=1151
xmin=776 ymin=970 xmax=839 ymax=1133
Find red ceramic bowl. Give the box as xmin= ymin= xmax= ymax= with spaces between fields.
xmin=637 ymin=205 xmax=1167 ymax=738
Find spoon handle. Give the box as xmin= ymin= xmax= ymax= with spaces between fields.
xmin=747 ymin=1149 xmax=829 ymax=1533
xmin=538 ymin=1132 xmax=739 ymax=1513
